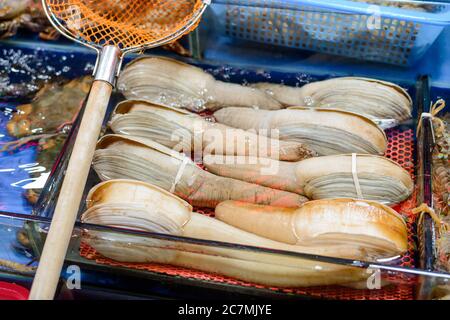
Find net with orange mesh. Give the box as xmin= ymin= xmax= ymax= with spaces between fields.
xmin=79 ymin=128 xmax=420 ymax=300
xmin=46 ymin=0 xmax=206 ymax=48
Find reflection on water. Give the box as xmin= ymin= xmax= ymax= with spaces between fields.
xmin=0 ymin=107 xmax=42 ymax=214
xmin=0 ymin=48 xmax=95 ymax=101
xmin=0 ymin=48 xmax=69 ymax=99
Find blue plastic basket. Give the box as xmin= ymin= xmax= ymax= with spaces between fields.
xmin=211 ymin=0 xmax=450 ymax=65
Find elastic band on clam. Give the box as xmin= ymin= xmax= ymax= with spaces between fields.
xmin=291 ymin=210 xmax=302 ymax=244
xmin=351 ymin=153 xmax=364 ymax=199
xmin=413 ymin=203 xmax=450 ymax=232
xmin=416 ymin=99 xmax=446 ymax=137
xmin=180 ymin=210 xmax=193 ymax=234
xmin=259 ymin=112 xmax=273 ymax=132
xmin=170 ymin=157 xmax=190 ymax=193
xmin=192 ymin=121 xmax=205 ymax=163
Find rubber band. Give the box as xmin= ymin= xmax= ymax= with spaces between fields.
xmin=416 ymin=99 xmax=446 ymax=137
xmin=170 ymin=157 xmax=190 ymax=193
xmin=192 ymin=121 xmax=205 ymax=164
xmin=351 ymin=153 xmax=364 ymax=199
xmin=258 ymin=112 xmax=273 ymax=132
xmin=180 ymin=211 xmax=193 ymax=234
xmin=431 ymin=99 xmax=447 ymax=116
xmin=412 ymin=203 xmax=449 ymax=232
xmin=290 ymin=210 xmax=302 ymax=244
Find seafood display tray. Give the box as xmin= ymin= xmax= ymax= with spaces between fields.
xmin=77 ymin=128 xmax=419 ymax=300
xmin=207 ymin=0 xmax=450 ymax=66
xmin=0 ymin=32 xmax=449 ymax=298
xmin=19 ymin=61 xmax=448 ymax=299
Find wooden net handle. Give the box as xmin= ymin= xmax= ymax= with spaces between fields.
xmin=29 ymin=80 xmax=112 ymax=300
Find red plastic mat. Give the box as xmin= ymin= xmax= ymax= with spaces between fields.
xmin=80 ymin=128 xmax=418 ymax=300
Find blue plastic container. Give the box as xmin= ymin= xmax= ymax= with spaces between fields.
xmin=211 ymin=0 xmax=450 ymax=65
